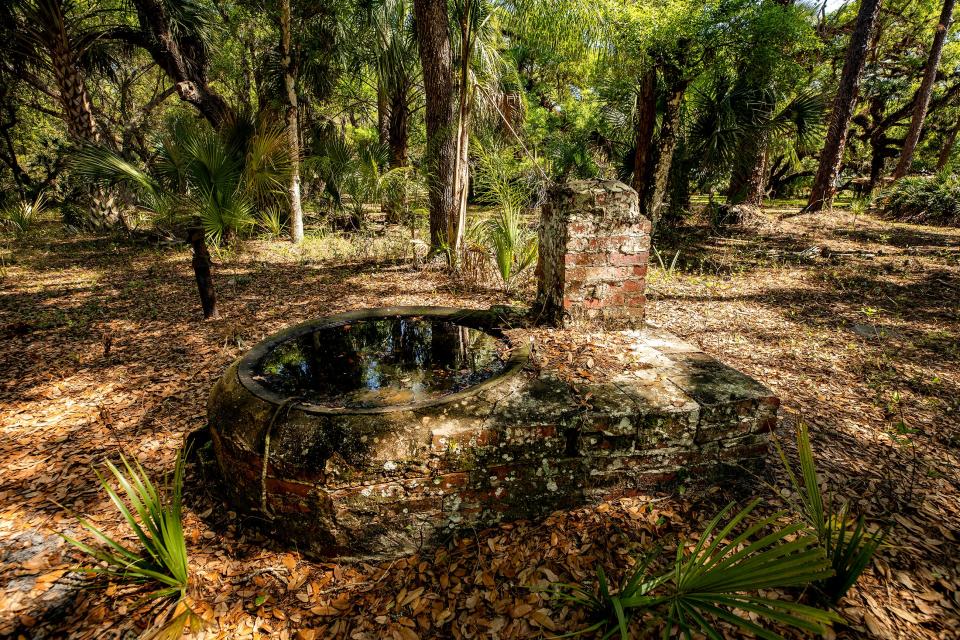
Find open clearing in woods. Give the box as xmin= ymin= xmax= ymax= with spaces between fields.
xmin=1 ymin=209 xmax=958 ymax=639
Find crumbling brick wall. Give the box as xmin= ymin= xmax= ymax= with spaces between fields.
xmin=536 ymin=180 xmax=650 ymax=329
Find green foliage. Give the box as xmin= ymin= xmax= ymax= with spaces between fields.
xmin=471 ymin=139 xmax=539 ymax=290
xmin=880 ymin=175 xmax=960 ymax=226
xmin=312 ymin=134 xmax=409 ymax=230
xmin=776 ymin=423 xmax=887 ymax=604
xmin=1 ymin=191 xmax=47 ymax=236
xmin=62 ymin=449 xmax=189 ymax=601
xmin=553 ymin=499 xmax=841 ymax=639
xmin=73 ymin=116 xmax=289 ymax=243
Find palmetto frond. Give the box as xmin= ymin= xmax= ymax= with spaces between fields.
xmin=61 ymin=450 xmax=189 ymax=601
xmin=552 ymin=499 xmax=842 ymax=640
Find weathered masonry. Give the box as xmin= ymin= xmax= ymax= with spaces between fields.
xmin=536 ymin=179 xmax=650 ymax=328
xmin=209 ymin=181 xmax=778 ymax=561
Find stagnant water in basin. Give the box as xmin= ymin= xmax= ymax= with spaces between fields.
xmin=252 ymin=317 xmax=509 ymax=408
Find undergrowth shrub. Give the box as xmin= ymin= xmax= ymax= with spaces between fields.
xmin=1 ymin=192 xmax=47 ymax=237
xmin=880 ymin=174 xmax=960 ymax=226
xmin=776 ymin=423 xmax=887 ymax=604
xmin=62 ymin=449 xmax=200 ymax=636
xmin=552 ymin=499 xmax=841 ymax=639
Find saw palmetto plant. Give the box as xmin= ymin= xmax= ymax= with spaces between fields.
xmin=776 ymin=422 xmax=887 ymax=604
xmin=73 ymin=114 xmax=289 ymax=244
xmin=553 ymin=499 xmax=841 ymax=639
xmin=62 ymin=450 xmax=189 ymax=601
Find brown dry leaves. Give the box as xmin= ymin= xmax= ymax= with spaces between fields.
xmin=1 ymin=211 xmax=959 ymax=638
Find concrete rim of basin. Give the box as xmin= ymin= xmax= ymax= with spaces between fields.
xmin=235 ymin=305 xmax=531 ymax=415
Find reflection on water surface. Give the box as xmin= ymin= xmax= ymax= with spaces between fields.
xmin=254 ymin=317 xmax=508 ymax=408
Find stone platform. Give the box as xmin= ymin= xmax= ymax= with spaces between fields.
xmin=209 ymin=318 xmax=777 ymax=561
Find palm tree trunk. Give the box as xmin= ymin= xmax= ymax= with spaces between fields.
xmin=937 ymin=116 xmax=960 ymax=170
xmin=631 ymin=68 xmax=657 ymax=197
xmin=378 ymin=79 xmax=391 ymax=147
xmin=893 ymin=0 xmax=956 ymax=179
xmin=188 ymin=225 xmax=219 ymax=320
xmin=413 ymin=0 xmax=457 ymax=251
xmin=49 ymin=36 xmax=122 ymax=230
xmin=384 ymin=89 xmax=409 ymax=224
xmin=644 ymin=73 xmax=688 ymax=229
xmin=726 ymin=137 xmax=768 ymax=206
xmin=806 ymin=0 xmax=882 ymax=212
xmin=280 ymin=0 xmax=303 ymax=244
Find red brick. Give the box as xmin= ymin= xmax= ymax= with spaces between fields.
xmin=609 ymin=252 xmax=644 ymax=266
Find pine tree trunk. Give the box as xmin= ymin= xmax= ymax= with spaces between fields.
xmin=937 ymin=117 xmax=960 ymax=170
xmin=280 ymin=0 xmax=303 ymax=244
xmin=631 ymin=68 xmax=657 ymax=198
xmin=893 ymin=0 xmax=956 ymax=179
xmin=806 ymin=0 xmax=882 ymax=212
xmin=413 ymin=0 xmax=457 ymax=251
xmin=644 ymin=74 xmax=688 ymax=229
xmin=188 ymin=225 xmax=220 ymax=320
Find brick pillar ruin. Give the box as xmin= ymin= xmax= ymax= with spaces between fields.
xmin=535 ymin=180 xmax=651 ymax=329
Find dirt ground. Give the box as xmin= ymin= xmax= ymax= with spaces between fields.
xmin=1 ymin=209 xmax=958 ymax=639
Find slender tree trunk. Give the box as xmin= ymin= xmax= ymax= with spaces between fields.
xmin=644 ymin=74 xmax=688 ymax=229
xmin=806 ymin=0 xmax=882 ymax=212
xmin=280 ymin=0 xmax=303 ymax=244
xmin=188 ymin=225 xmax=219 ymax=319
xmin=413 ymin=0 xmax=457 ymax=251
xmin=631 ymin=68 xmax=657 ymax=198
xmin=893 ymin=0 xmax=956 ymax=178
xmin=937 ymin=116 xmax=960 ymax=169
xmin=451 ymin=3 xmax=473 ymax=264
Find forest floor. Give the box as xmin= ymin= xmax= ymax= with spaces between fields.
xmin=1 ymin=207 xmax=958 ymax=639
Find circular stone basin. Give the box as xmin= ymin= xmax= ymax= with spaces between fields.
xmin=247 ymin=315 xmax=509 ymax=410
xmin=208 ymin=306 xmax=531 ymax=560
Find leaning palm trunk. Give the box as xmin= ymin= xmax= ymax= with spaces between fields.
xmin=806 ymin=0 xmax=882 ymax=212
xmin=188 ymin=224 xmax=219 ymax=320
xmin=280 ymin=0 xmax=304 ymax=244
xmin=893 ymin=0 xmax=956 ymax=179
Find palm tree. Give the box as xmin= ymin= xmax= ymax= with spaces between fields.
xmin=5 ymin=0 xmax=124 ymax=229
xmin=413 ymin=0 xmax=457 ymax=252
xmin=358 ymin=0 xmax=422 ymax=223
xmin=74 ymin=116 xmax=290 ymax=318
